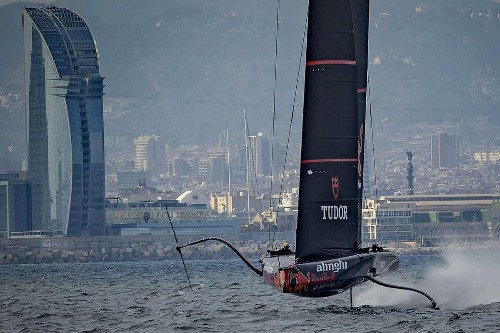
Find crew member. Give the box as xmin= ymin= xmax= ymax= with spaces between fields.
xmin=267 ymin=242 xmax=294 ymax=256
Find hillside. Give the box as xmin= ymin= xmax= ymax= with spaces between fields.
xmin=0 ymin=0 xmax=498 ymax=153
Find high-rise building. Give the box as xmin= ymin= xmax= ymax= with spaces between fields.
xmin=208 ymin=152 xmax=228 ymax=184
xmin=247 ymin=132 xmax=271 ymax=177
xmin=197 ymin=158 xmax=210 ymax=178
xmin=272 ymin=142 xmax=287 ymax=177
xmin=430 ymin=133 xmax=459 ymax=169
xmin=173 ymin=158 xmax=188 ymax=177
xmin=255 ymin=132 xmax=271 ymax=176
xmin=246 ymin=136 xmax=257 ymax=183
xmin=23 ymin=7 xmax=105 ymax=236
xmin=134 ymin=134 xmax=161 ymax=174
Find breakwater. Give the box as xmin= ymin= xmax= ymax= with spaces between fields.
xmin=0 ymin=234 xmax=289 ymax=265
xmin=2 ymin=233 xmax=468 ymax=265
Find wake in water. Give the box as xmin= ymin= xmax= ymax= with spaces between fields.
xmin=354 ymin=250 xmax=500 ymax=310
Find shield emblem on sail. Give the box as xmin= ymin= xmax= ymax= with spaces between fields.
xmin=332 ymin=177 xmax=339 ymax=199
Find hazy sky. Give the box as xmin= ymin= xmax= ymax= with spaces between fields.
xmin=1 ymin=0 xmax=498 ymax=154
xmin=0 ymin=0 xmax=52 ymax=6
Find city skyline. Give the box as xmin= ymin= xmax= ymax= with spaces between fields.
xmin=0 ymin=1 xmax=498 ymax=199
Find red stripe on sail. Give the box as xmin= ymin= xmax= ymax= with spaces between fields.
xmin=357 ymin=88 xmax=367 ymax=93
xmin=302 ymin=158 xmax=358 ymax=164
xmin=307 ymin=60 xmax=356 ymax=66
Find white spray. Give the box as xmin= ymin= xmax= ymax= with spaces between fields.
xmin=354 ymin=249 xmax=500 ymax=310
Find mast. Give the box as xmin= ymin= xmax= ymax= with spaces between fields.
xmin=226 ymin=125 xmax=231 ymax=211
xmin=227 ymin=126 xmax=230 ymax=197
xmin=295 ymin=0 xmax=369 ymax=262
xmin=244 ymin=109 xmax=251 ymax=225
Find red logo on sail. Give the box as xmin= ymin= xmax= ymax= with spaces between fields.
xmin=332 ymin=177 xmax=339 ymax=199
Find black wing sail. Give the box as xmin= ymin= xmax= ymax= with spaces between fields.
xmin=295 ymin=0 xmax=369 ymax=262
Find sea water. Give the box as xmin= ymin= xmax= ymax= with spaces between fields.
xmin=1 ymin=250 xmax=499 ymax=332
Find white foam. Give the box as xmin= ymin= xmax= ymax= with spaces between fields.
xmin=354 ymin=250 xmax=500 ymax=310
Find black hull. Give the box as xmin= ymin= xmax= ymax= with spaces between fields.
xmin=262 ymin=252 xmax=399 ymax=297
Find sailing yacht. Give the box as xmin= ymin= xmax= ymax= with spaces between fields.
xmin=176 ymin=0 xmax=439 ymax=307
xmin=261 ymin=0 xmax=399 ymax=297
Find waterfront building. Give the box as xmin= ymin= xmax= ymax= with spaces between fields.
xmin=105 ymin=195 xmax=239 ymax=236
xmin=430 ymin=133 xmax=459 ymax=169
xmin=0 ymin=174 xmax=32 ymax=238
xmin=362 ymin=199 xmax=413 ymax=246
xmin=114 ymin=185 xmax=174 ymax=203
xmin=363 ymin=194 xmax=500 ymax=246
xmin=23 ymin=7 xmax=105 ymax=236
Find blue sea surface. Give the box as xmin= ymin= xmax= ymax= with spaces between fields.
xmin=1 ymin=252 xmax=499 ymax=332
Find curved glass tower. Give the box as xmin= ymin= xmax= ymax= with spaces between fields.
xmin=23 ymin=6 xmax=105 ymax=236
